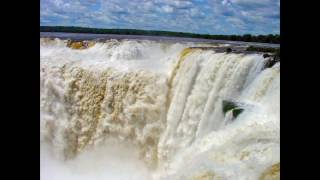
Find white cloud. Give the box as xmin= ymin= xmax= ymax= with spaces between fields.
xmin=40 ymin=0 xmax=279 ymax=34
xmin=162 ymin=5 xmax=174 ymax=13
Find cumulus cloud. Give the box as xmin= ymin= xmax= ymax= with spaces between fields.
xmin=162 ymin=5 xmax=174 ymax=13
xmin=40 ymin=0 xmax=279 ymax=35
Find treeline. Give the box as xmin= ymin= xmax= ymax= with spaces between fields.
xmin=40 ymin=26 xmax=280 ymax=44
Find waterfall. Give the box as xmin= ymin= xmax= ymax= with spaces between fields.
xmin=40 ymin=38 xmax=279 ymax=180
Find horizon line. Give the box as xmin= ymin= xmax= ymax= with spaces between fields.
xmin=40 ymin=25 xmax=280 ymax=36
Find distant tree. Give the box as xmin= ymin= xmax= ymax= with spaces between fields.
xmin=243 ymin=34 xmax=252 ymax=42
xmin=40 ymin=26 xmax=280 ymax=44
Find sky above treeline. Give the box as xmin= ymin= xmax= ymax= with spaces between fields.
xmin=40 ymin=0 xmax=280 ymax=35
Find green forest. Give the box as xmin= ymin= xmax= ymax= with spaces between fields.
xmin=40 ymin=26 xmax=280 ymax=44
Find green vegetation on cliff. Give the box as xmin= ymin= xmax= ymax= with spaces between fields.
xmin=222 ymin=100 xmax=244 ymax=118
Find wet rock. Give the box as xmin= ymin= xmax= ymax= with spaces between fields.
xmin=273 ymin=49 xmax=280 ymax=61
xmin=222 ymin=100 xmax=237 ymax=114
xmin=67 ymin=40 xmax=95 ymax=49
xmin=263 ymin=53 xmax=271 ymax=58
xmin=226 ymin=47 xmax=232 ymax=53
xmin=264 ymin=57 xmax=280 ymax=69
xmin=259 ymin=163 xmax=280 ymax=180
xmin=222 ymin=100 xmax=244 ymax=119
xmin=232 ymin=108 xmax=244 ymax=117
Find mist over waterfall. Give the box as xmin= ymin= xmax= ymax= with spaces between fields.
xmin=40 ymin=38 xmax=280 ymax=180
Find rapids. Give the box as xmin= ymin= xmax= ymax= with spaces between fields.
xmin=40 ymin=38 xmax=279 ymax=180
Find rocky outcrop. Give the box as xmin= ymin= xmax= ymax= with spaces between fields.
xmin=222 ymin=100 xmax=244 ymax=119
xmin=264 ymin=57 xmax=280 ymax=69
xmin=245 ymin=46 xmax=280 ymax=69
xmin=259 ymin=163 xmax=280 ymax=180
xmin=263 ymin=49 xmax=280 ymax=68
xmin=226 ymin=47 xmax=232 ymax=53
xmin=67 ymin=40 xmax=95 ymax=49
xmin=263 ymin=53 xmax=271 ymax=58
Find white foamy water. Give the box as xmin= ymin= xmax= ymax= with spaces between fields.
xmin=40 ymin=38 xmax=279 ymax=180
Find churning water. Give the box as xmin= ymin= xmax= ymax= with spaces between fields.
xmin=40 ymin=37 xmax=279 ymax=180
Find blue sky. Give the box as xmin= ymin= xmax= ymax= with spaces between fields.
xmin=40 ymin=0 xmax=280 ymax=35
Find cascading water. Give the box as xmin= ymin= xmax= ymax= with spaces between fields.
xmin=40 ymin=38 xmax=280 ymax=180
